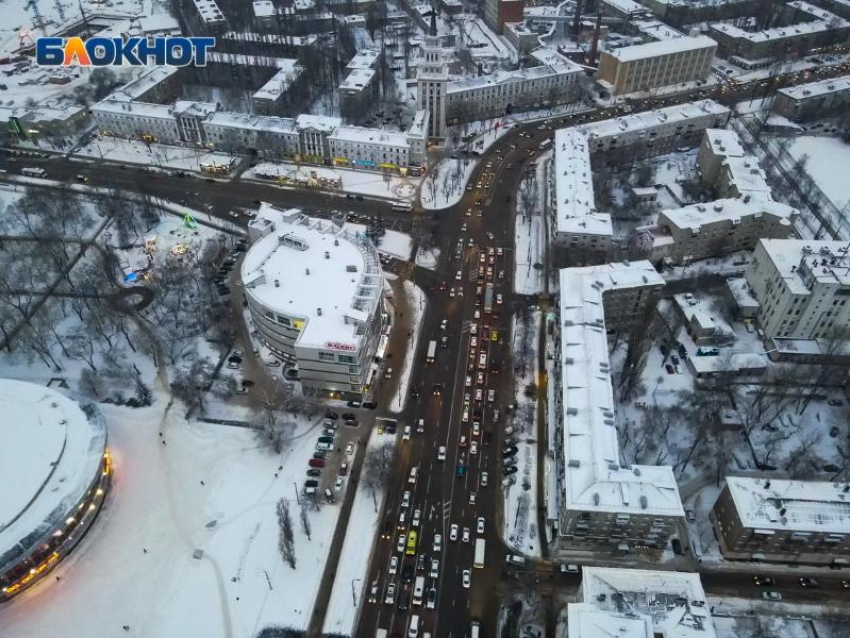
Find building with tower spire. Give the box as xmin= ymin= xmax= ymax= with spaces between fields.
xmin=417 ymin=8 xmax=447 ymax=139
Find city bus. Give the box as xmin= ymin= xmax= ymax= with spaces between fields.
xmin=426 ymin=340 xmax=437 ymax=363
xmin=21 ymin=167 xmax=46 ymax=177
xmin=406 ymin=530 xmax=418 ymax=555
xmin=392 ymin=202 xmax=413 ymax=212
xmin=473 ymin=538 xmax=486 ymax=568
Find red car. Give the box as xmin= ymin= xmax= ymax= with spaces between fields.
xmin=439 ymin=281 xmax=448 ymax=290
xmin=339 ymin=462 xmax=349 ymax=476
xmin=665 ymin=364 xmax=675 ymax=374
xmin=309 ymin=458 xmax=326 ymax=468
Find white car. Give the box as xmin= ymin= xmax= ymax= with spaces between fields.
xmin=471 ymin=336 xmax=478 ymax=348
xmin=487 ymin=389 xmax=495 ymax=403
xmin=345 ymin=442 xmax=354 ymax=456
xmin=409 ymin=467 xmax=419 ymax=484
xmin=335 ymin=476 xmax=345 ymax=491
xmin=402 ymin=490 xmax=411 ymax=508
xmin=430 ymin=559 xmax=439 ymax=578
xmin=497 ymin=247 xmax=503 ymax=256
xmin=389 ymin=555 xmax=399 ymax=574
xmin=462 ymin=527 xmax=471 ymax=543
xmin=441 ymin=319 xmax=448 ymax=330
xmin=433 ymin=534 xmax=442 ymax=551
xmin=455 ymin=270 xmax=463 ymax=281
xmin=437 ymin=446 xmax=446 ymax=461
xmin=465 ymin=375 xmax=472 ymax=387
xmin=472 ymin=421 xmax=480 ymax=436
xmin=477 ymin=372 xmax=484 ymax=385
xmin=474 ymin=309 xmax=481 ymax=320
xmin=475 ymin=389 xmax=483 ymax=402
xmin=496 ymin=293 xmax=503 ymax=305
xmin=462 ymin=409 xmax=469 ymax=423
xmin=402 ymin=425 xmax=411 ymax=440
xmin=470 ymin=441 xmax=478 ymax=455
xmin=470 ymin=324 xmax=478 ymax=335
xmin=469 ymin=491 xmax=477 ymax=504
xmin=477 ymin=517 xmax=485 ymax=534
xmin=480 ymin=471 xmax=489 ymax=487
xmin=397 ymin=534 xmax=406 ymax=553
xmin=412 ymin=509 xmax=421 ymax=527
xmin=449 ymin=287 xmax=455 ymax=298
xmin=450 ymin=523 xmax=459 ymax=541
xmin=462 ymin=569 xmax=471 ymax=589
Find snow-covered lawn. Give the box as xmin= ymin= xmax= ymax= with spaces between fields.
xmin=513 ymin=154 xmax=549 ymax=295
xmin=0 ymin=397 xmax=341 ymax=638
xmin=503 ymin=309 xmax=541 ymax=557
xmin=323 ymin=432 xmax=392 ymax=636
xmin=415 ymin=246 xmax=441 ymax=270
xmin=420 ymin=157 xmax=476 ymax=210
xmin=245 ymin=163 xmax=419 ymax=202
xmin=344 ymin=222 xmax=413 ymax=261
xmin=388 ymin=280 xmax=428 ymax=414
xmin=75 ymin=137 xmax=237 ymax=173
xmin=786 ymin=135 xmax=850 ymax=211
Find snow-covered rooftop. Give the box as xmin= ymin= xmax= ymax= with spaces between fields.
xmin=253 ymin=0 xmax=275 ymax=17
xmin=601 ymin=0 xmax=651 ymax=16
xmin=568 ymin=603 xmax=653 ymax=638
xmin=193 ymin=0 xmax=225 ymax=23
xmin=447 ymin=62 xmax=580 ymax=93
xmin=709 ymin=1 xmax=847 ymax=42
xmin=603 ymin=34 xmax=717 ymax=63
xmin=577 ymin=567 xmax=716 ymax=638
xmin=726 ymin=476 xmax=850 ymax=534
xmin=703 ymin=128 xmax=744 ymax=157
xmin=205 ymin=111 xmax=297 ymax=135
xmin=241 ymin=206 xmax=383 ymax=351
xmin=339 ymin=67 xmax=376 ymax=92
xmin=554 ymin=130 xmax=612 ymax=238
xmin=776 ymin=73 xmax=850 ymax=101
xmin=726 ymin=277 xmax=760 ymax=310
xmin=109 ymin=66 xmax=178 ymax=102
xmin=558 ymin=263 xmax=684 ymax=517
xmin=581 ymin=100 xmax=730 ymax=140
xmin=754 ymin=239 xmax=850 ymax=296
xmin=296 ymin=114 xmax=342 ymax=133
xmin=0 ymin=380 xmax=107 ymax=576
xmin=674 ymin=292 xmax=734 ymax=337
xmin=659 ymin=198 xmax=794 ymax=233
xmin=346 ymin=49 xmax=381 ymax=70
xmin=254 ymin=61 xmax=304 ymax=101
xmin=330 ymin=125 xmax=408 ymax=147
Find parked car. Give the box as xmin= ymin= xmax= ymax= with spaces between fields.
xmin=309 ymin=458 xmax=326 ymax=468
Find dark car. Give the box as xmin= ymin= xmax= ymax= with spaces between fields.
xmin=502 ymin=445 xmax=519 ymax=457
xmin=665 ymin=364 xmax=675 ymax=374
xmin=401 ymin=563 xmax=414 ymax=583
xmin=363 ymin=401 xmax=378 ymax=409
xmin=457 ymin=463 xmax=467 ymax=478
xmin=671 ymin=538 xmax=683 ymax=555
xmin=306 ymin=469 xmax=322 ymax=477
xmin=342 ymin=412 xmax=356 ymax=421
xmin=344 ymin=419 xmax=358 ymax=427
xmin=800 ymin=578 xmax=819 ymax=588
xmin=397 ymin=590 xmax=409 ymax=611
xmin=317 ymin=436 xmax=334 ymax=445
xmin=753 ymin=576 xmax=775 ymax=586
xmin=347 ymin=400 xmax=362 ymax=408
xmin=482 ymin=432 xmax=492 ymax=447
xmin=309 ymin=458 xmax=326 ymax=468
xmin=304 ymin=479 xmax=319 ymax=488
xmin=326 ymin=411 xmax=339 ymax=420
xmin=503 ymin=465 xmax=518 ymax=476
xmin=671 ymin=355 xmax=680 ymax=365
xmin=433 ymin=383 xmax=443 ymax=395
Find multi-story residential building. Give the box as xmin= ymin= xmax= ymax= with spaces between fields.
xmin=503 ymin=22 xmax=541 ymax=54
xmin=192 ymin=0 xmax=226 ymax=25
xmin=549 ymin=262 xmax=684 ymax=552
xmin=820 ymin=0 xmax=850 ymax=19
xmin=90 ymin=68 xmax=428 ymax=172
xmin=600 ymin=0 xmax=652 ymax=20
xmin=417 ymin=13 xmax=448 ymax=139
xmin=580 ymin=100 xmax=731 ymax=162
xmin=712 ymin=476 xmax=850 ymax=565
xmin=708 ymin=1 xmax=850 ymax=64
xmin=569 ymin=568 xmax=717 ymax=638
xmin=641 ymin=0 xmax=756 ymax=24
xmin=446 ymin=61 xmax=583 ymax=122
xmin=484 ymin=0 xmax=524 ymax=34
xmin=632 ymin=198 xmax=796 ymax=265
xmin=242 ymin=206 xmax=385 ymax=399
xmin=551 ymin=130 xmax=613 ymax=265
xmin=597 ymin=34 xmax=717 ymax=96
xmin=745 ymin=239 xmax=850 ymax=340
xmin=338 ymin=50 xmax=382 ymax=119
xmin=772 ymin=74 xmax=850 ymax=121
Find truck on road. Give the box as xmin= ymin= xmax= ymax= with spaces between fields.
xmin=426 ymin=340 xmax=437 ymax=363
xmin=474 ymin=538 xmax=486 ymax=568
xmin=483 ymin=284 xmax=494 ymax=314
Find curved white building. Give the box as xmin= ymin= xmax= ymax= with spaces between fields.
xmin=242 ymin=206 xmax=385 ymax=399
xmin=0 ymin=379 xmax=110 ymax=601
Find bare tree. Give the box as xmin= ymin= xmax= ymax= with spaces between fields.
xmin=362 ymin=439 xmax=396 ymax=510
xmin=277 ymin=498 xmax=296 ymax=569
xmin=299 ymin=500 xmax=312 ymax=542
xmin=252 ymin=382 xmax=295 ymax=453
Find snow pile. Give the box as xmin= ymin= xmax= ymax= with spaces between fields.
xmin=388 ymin=281 xmax=428 ymax=414
xmin=414 ymin=247 xmax=440 ymax=270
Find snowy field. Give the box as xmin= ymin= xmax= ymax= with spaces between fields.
xmin=322 ymin=432 xmax=392 ymax=636
xmin=344 ymin=222 xmax=413 ymax=261
xmin=786 ymin=135 xmax=850 ymax=211
xmin=513 ymin=154 xmax=549 ymax=295
xmin=74 ymin=137 xmax=237 ymax=173
xmin=420 ymin=157 xmax=476 ymax=210
xmin=245 ymin=163 xmax=419 ymax=202
xmin=0 ymin=397 xmax=341 ymax=638
xmin=388 ymin=280 xmax=428 ymax=414
xmin=503 ymin=309 xmax=542 ymax=557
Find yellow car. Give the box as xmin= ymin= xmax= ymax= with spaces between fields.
xmin=491 ymin=330 xmax=499 ymax=342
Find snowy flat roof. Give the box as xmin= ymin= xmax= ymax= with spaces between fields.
xmin=254 ymin=62 xmax=304 ymax=101
xmin=330 ymin=125 xmax=408 ymax=147
xmin=659 ymin=198 xmax=794 ymax=233
xmin=296 ymin=114 xmax=342 ymax=133
xmin=241 ymin=207 xmax=383 ymax=351
xmin=109 ymin=66 xmax=178 ymax=102
xmin=581 ymin=100 xmax=730 ymax=140
xmin=339 ymin=67 xmax=376 ymax=92
xmin=205 ymin=111 xmax=297 ymax=135
xmin=558 ymin=263 xmax=684 ymax=517
xmin=601 ymin=0 xmax=651 ymax=16
xmin=755 ymin=239 xmax=850 ymax=295
xmin=137 ymin=14 xmax=180 ymax=33
xmin=568 ymin=603 xmax=653 ymax=638
xmin=92 ymin=98 xmax=174 ymax=119
xmin=709 ymin=1 xmax=847 ymax=42
xmin=632 ymin=19 xmax=684 ymax=40
xmin=674 ymin=293 xmax=734 ymax=336
xmin=554 ymin=130 xmax=612 ymax=238
xmin=347 ymin=49 xmax=381 ymax=70
xmin=193 ymin=0 xmax=225 ymax=23
xmin=221 ymin=32 xmax=318 ymax=46
xmin=726 ymin=277 xmax=760 ymax=309
xmin=726 ymin=476 xmax=850 ymax=534
xmin=0 ymin=380 xmax=107 ymax=575
xmin=407 ymin=109 xmax=429 ymax=139
xmin=579 ymin=568 xmax=716 ymax=638
xmin=447 ymin=63 xmax=580 ymax=93
xmin=603 ymin=35 xmax=716 ymax=63
xmin=776 ymin=74 xmax=850 ymax=101
xmin=253 ymin=0 xmax=275 ymax=17
xmin=703 ymin=128 xmax=744 ymax=157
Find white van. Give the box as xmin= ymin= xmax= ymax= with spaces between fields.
xmin=408 ymin=614 xmax=420 ymax=637
xmin=412 ymin=575 xmax=425 ymax=606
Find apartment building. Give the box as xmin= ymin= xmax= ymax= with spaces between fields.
xmin=772 ymin=74 xmax=850 ymax=121
xmin=569 ymin=568 xmax=717 ymax=638
xmin=551 ymin=129 xmax=613 ymax=265
xmin=712 ymin=476 xmax=850 ymax=565
xmin=641 ymin=0 xmax=756 ymax=24
xmin=580 ymin=100 xmax=731 ymax=161
xmin=329 ymin=125 xmax=424 ymax=171
xmin=745 ymin=239 xmax=850 ymax=340
xmin=242 ymin=206 xmax=385 ymax=399
xmin=338 ymin=50 xmax=382 ymax=119
xmin=484 ymin=0 xmax=524 ymax=34
xmin=708 ymin=1 xmax=850 ymax=64
xmin=597 ymin=34 xmax=717 ymax=95
xmin=549 ymin=262 xmax=683 ymax=552
xmin=446 ymin=61 xmax=582 ymax=123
